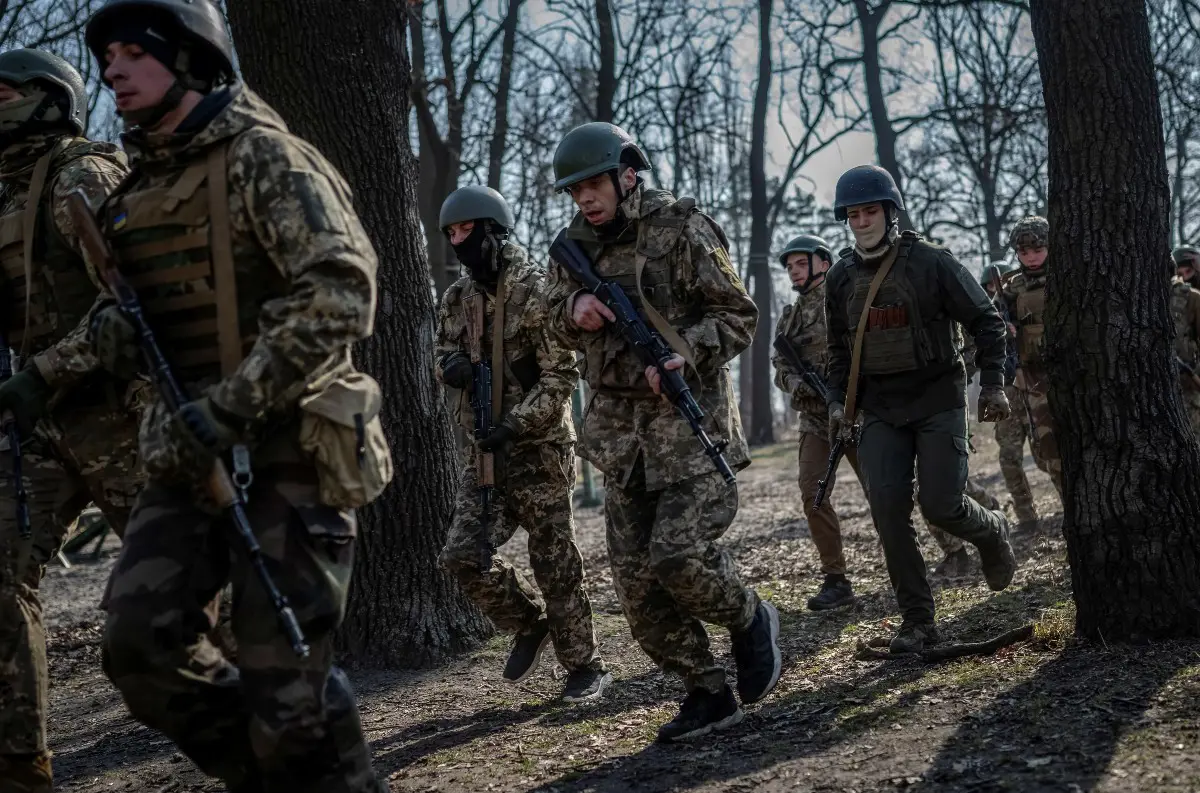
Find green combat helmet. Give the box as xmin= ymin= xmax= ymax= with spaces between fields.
xmin=86 ymin=0 xmax=235 ymax=87
xmin=777 ymin=234 xmax=832 ymax=294
xmin=552 ymin=122 xmax=651 ymax=192
xmin=439 ymin=184 xmax=515 ymax=232
xmin=1008 ymin=216 xmax=1049 ymax=251
xmin=0 ymin=49 xmax=88 ymax=145
xmin=1174 ymin=246 xmax=1200 ymax=282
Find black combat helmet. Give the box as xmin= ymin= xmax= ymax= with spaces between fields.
xmin=0 ymin=49 xmax=88 ymax=137
xmin=86 ymin=0 xmax=235 ymax=90
xmin=440 ymin=185 xmax=516 ymax=232
xmin=552 ymin=122 xmax=651 ymax=192
xmin=833 ymin=165 xmax=905 ymax=221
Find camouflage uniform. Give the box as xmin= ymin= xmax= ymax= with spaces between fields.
xmin=994 ymin=385 xmax=1040 ymax=524
xmin=545 ymin=185 xmax=759 ymax=694
xmin=1170 ymin=278 xmax=1200 ymax=435
xmin=99 ymin=86 xmax=386 ymax=793
xmin=0 ymin=132 xmax=143 ymax=770
xmin=1002 ymin=268 xmax=1064 ymax=497
xmin=435 ymin=244 xmax=604 ymax=674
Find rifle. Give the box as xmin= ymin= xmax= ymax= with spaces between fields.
xmin=550 ymin=232 xmax=735 ymax=484
xmin=0 ymin=340 xmax=30 ymax=539
xmin=990 ymin=267 xmax=1039 ymax=447
xmin=463 ymin=294 xmax=495 ymax=571
xmin=771 ymin=334 xmax=828 ymax=403
xmin=65 ymin=189 xmax=310 ymax=659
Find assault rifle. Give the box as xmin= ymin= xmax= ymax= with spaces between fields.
xmin=550 ymin=231 xmax=735 ymax=484
xmin=771 ymin=334 xmax=828 ymax=403
xmin=990 ymin=267 xmax=1038 ymax=448
xmin=0 ymin=339 xmax=30 ymax=539
xmin=66 ymin=190 xmax=310 ymax=659
xmin=464 ymin=295 xmax=496 ymax=571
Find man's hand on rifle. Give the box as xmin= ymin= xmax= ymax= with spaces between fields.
xmin=439 ymin=351 xmax=474 ymax=391
xmin=477 ymin=420 xmax=518 ymax=476
xmin=89 ymin=302 xmax=140 ymax=380
xmin=143 ymin=396 xmax=242 ymax=482
xmin=0 ymin=368 xmax=51 ymax=440
xmin=977 ymin=384 xmax=1012 ymax=423
xmin=828 ymin=401 xmax=851 ymax=444
xmin=572 ymin=293 xmax=616 ymax=332
xmin=645 ymin=354 xmax=685 ymax=398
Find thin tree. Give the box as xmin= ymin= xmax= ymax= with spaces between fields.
xmin=1030 ymin=0 xmax=1200 ymax=639
xmin=228 ymin=0 xmax=491 ymax=666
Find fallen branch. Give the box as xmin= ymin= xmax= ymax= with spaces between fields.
xmin=854 ymin=624 xmax=1035 ymax=662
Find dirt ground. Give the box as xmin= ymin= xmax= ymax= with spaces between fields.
xmin=42 ymin=426 xmax=1200 ymax=792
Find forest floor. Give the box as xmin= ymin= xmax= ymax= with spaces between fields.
xmin=43 ymin=426 xmax=1200 ymax=793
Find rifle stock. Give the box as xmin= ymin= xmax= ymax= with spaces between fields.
xmin=65 ymin=189 xmax=310 ymax=659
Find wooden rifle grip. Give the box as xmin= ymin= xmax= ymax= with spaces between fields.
xmin=478 ymin=450 xmax=495 ymax=487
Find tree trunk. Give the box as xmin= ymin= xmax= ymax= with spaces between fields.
xmin=855 ymin=0 xmax=909 ymax=231
xmin=488 ymin=0 xmax=523 ymax=189
xmin=1030 ymin=0 xmax=1200 ymax=640
xmin=228 ymin=0 xmax=491 ymax=667
xmin=746 ymin=0 xmax=774 ymax=446
xmin=594 ymin=0 xmax=616 ymax=122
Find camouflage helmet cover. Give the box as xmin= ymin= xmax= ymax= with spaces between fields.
xmin=552 ymin=122 xmax=651 ymax=191
xmin=439 ymin=185 xmax=516 ymax=231
xmin=0 ymin=48 xmax=88 ymax=135
xmin=777 ymin=234 xmax=833 ymax=267
xmin=1008 ymin=216 xmax=1049 ymax=251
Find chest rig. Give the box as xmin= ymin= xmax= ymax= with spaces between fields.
xmin=845 ymin=233 xmax=958 ymax=376
xmin=0 ymin=139 xmax=103 ymax=354
xmin=103 ymin=140 xmax=280 ymax=382
xmin=1013 ymin=273 xmax=1047 ymax=366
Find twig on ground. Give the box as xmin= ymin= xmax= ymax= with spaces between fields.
xmin=854 ymin=624 xmax=1035 ymax=662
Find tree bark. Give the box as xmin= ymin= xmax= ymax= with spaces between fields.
xmin=746 ymin=0 xmax=775 ymax=445
xmin=228 ymin=0 xmax=491 ymax=667
xmin=488 ymin=0 xmax=524 ymax=190
xmin=1030 ymin=0 xmax=1200 ymax=640
xmin=854 ymin=0 xmax=910 ymax=231
xmin=594 ymin=0 xmax=616 ymax=122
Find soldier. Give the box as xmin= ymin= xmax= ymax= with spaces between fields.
xmin=1169 ymin=254 xmax=1200 ymax=435
xmin=824 ymin=165 xmax=1016 ymax=654
xmin=83 ymin=1 xmax=391 ymax=790
xmin=1002 ymin=217 xmax=1063 ymax=499
xmin=434 ymin=185 xmax=611 ymax=701
xmin=544 ymin=122 xmax=781 ymax=742
xmin=1173 ymin=246 xmax=1200 ymax=291
xmin=0 ymin=48 xmax=142 ymax=792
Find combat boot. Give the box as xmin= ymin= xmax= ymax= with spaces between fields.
xmin=977 ymin=513 xmax=1018 ymax=591
xmin=807 ymin=574 xmax=855 ymax=610
xmin=889 ymin=622 xmax=940 ymax=654
xmin=502 ymin=617 xmax=550 ymax=683
xmin=933 ymin=547 xmax=972 ymax=578
xmin=730 ymin=600 xmax=782 ymax=704
xmin=0 ymin=751 xmax=53 ymax=793
xmin=656 ymin=684 xmax=743 ymax=743
xmin=1014 ymin=502 xmax=1041 ymax=534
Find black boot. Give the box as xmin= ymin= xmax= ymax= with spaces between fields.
xmin=806 ymin=574 xmax=855 ymax=610
xmin=656 ymin=685 xmax=743 ymax=743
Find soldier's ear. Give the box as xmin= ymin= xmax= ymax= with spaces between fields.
xmin=619 ymin=166 xmax=637 ymax=192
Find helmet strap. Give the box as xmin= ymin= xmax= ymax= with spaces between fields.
xmin=120 ymin=77 xmax=188 ymax=129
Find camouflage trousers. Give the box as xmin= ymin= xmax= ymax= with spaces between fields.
xmin=101 ymin=434 xmax=383 ymax=793
xmin=1 ymin=418 xmax=141 ymax=759
xmin=994 ymin=385 xmax=1039 ymax=523
xmin=440 ymin=443 xmax=603 ymax=673
xmin=605 ymin=458 xmax=758 ymax=695
xmin=1018 ymin=385 xmax=1063 ymax=498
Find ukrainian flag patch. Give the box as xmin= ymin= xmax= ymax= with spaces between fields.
xmin=113 ymin=212 xmax=127 ymax=231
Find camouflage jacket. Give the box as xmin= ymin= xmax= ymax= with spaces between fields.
xmin=1171 ymin=278 xmax=1200 ymax=370
xmin=772 ymin=283 xmax=829 ymax=437
xmin=545 ymin=185 xmax=755 ymax=491
xmin=91 ymin=84 xmax=377 ymax=436
xmin=1001 ymin=268 xmax=1048 ymax=381
xmin=435 ymin=243 xmax=576 ymax=448
xmin=0 ymin=132 xmax=127 ymax=388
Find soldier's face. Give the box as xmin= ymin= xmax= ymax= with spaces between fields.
xmin=0 ymin=84 xmax=22 ymax=105
xmin=786 ymin=252 xmax=828 ymax=289
xmin=1180 ymin=263 xmax=1196 ymax=282
xmin=104 ymin=42 xmax=176 ymax=114
xmin=1018 ymin=245 xmax=1048 ymax=270
xmin=446 ymin=220 xmax=475 ymax=246
xmin=847 ymin=203 xmax=887 ymax=248
xmin=568 ymin=167 xmax=636 ymax=225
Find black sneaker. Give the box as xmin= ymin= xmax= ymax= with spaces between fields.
xmin=655 ymin=685 xmax=744 ymax=743
xmin=978 ymin=513 xmax=1017 ymax=592
xmin=933 ymin=547 xmax=971 ymax=578
xmin=730 ymin=600 xmax=782 ymax=704
xmin=889 ymin=621 xmax=940 ymax=654
xmin=806 ymin=574 xmax=855 ymax=611
xmin=502 ymin=619 xmax=551 ymax=683
xmin=562 ymin=668 xmax=612 ymax=703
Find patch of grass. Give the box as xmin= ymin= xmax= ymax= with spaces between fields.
xmin=1033 ymin=600 xmax=1076 ymax=648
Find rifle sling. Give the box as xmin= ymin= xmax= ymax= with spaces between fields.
xmin=490 ymin=278 xmax=505 ymax=425
xmin=206 ymin=143 xmax=241 ymax=377
xmin=19 ymin=146 xmax=58 ymax=358
xmin=844 ymin=245 xmax=900 ymax=421
xmin=634 ymin=252 xmax=696 ymax=372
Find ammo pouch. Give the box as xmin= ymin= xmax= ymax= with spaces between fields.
xmin=1020 ymin=323 xmax=1045 ymax=362
xmin=861 ymin=326 xmax=919 ymax=375
xmin=298 ymin=371 xmax=394 ymax=508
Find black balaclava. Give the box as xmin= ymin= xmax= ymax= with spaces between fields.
xmin=452 ymin=221 xmax=507 ymax=287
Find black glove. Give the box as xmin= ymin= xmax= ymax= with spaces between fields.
xmin=0 ymin=368 xmax=52 ymax=440
xmin=477 ymin=422 xmax=517 ymax=454
xmin=440 ymin=352 xmax=474 ymax=390
xmin=977 ymin=385 xmax=1012 ymax=423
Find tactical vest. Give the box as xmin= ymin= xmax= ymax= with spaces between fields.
xmin=1013 ymin=275 xmax=1046 ymax=365
xmin=845 ymin=233 xmax=960 ymax=376
xmin=1171 ymin=281 xmax=1196 ymax=363
xmin=103 ymin=141 xmax=281 ymax=382
xmin=0 ymin=139 xmax=105 ymax=353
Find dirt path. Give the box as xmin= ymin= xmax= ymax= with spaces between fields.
xmin=43 ymin=428 xmax=1200 ymax=792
